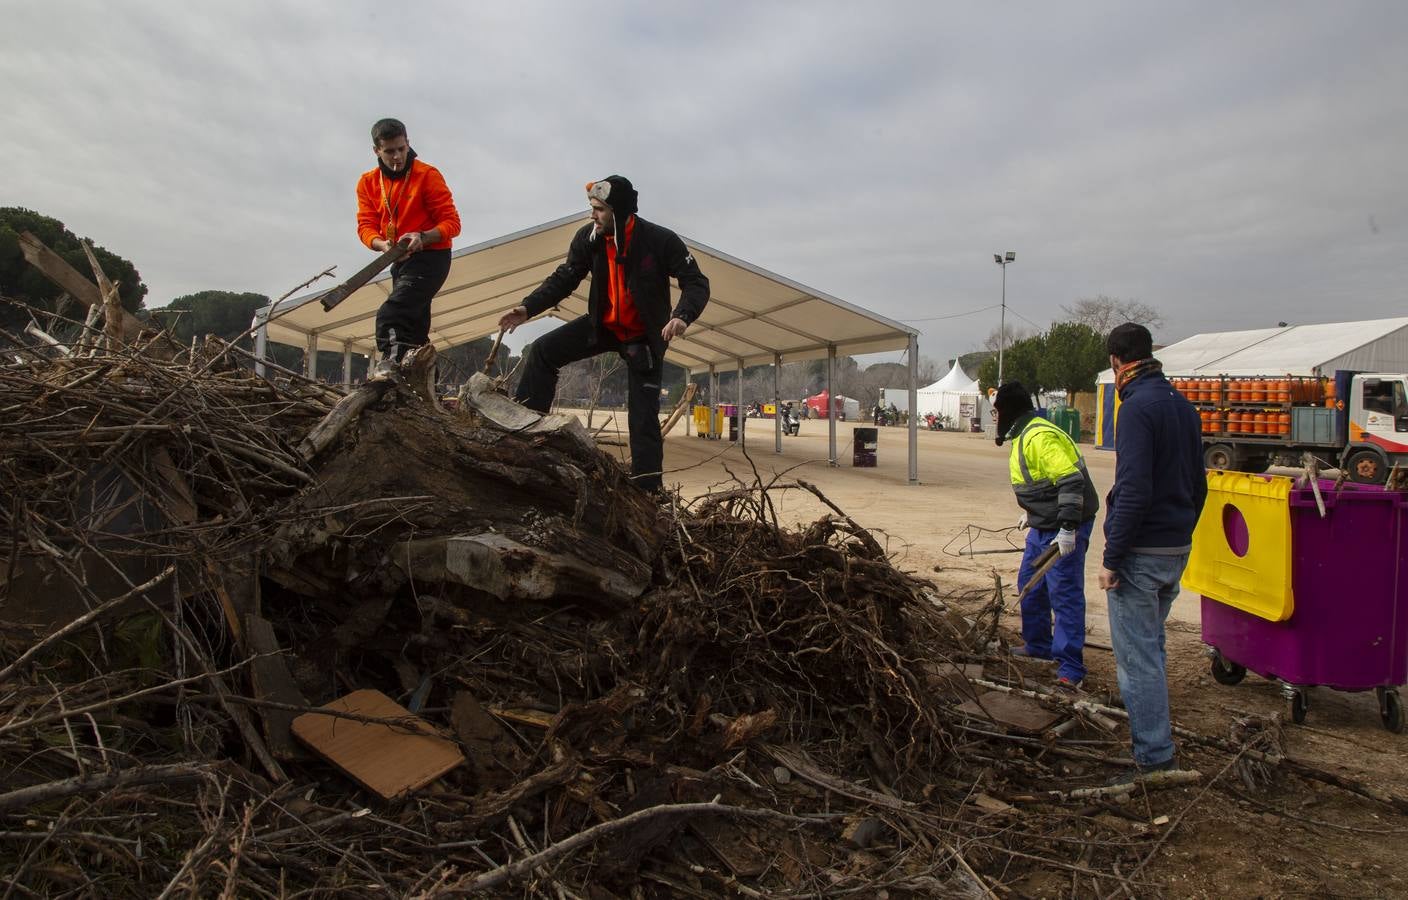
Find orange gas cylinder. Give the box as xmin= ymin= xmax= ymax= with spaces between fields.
xmin=1276 ymin=379 xmax=1291 ymax=403
xmin=1254 ymin=413 xmax=1268 ymax=434
xmin=1252 ymin=380 xmax=1267 ymax=403
xmin=1229 ymin=411 xmax=1245 ymax=433
xmin=1226 ymin=380 xmax=1243 ymax=404
xmin=1278 ymin=412 xmax=1291 ymax=435
xmin=1202 ymin=379 xmax=1216 ymax=402
xmin=1215 ymin=410 xmax=1228 ymax=432
xmin=1201 ymin=410 xmax=1212 ymax=433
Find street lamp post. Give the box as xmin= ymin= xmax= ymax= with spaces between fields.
xmin=993 ymin=251 xmax=1016 ymax=385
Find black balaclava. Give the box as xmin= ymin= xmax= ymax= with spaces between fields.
xmin=378 ymin=147 xmax=417 ymax=180
xmin=586 ymin=175 xmax=639 ymax=259
xmin=993 ymin=382 xmax=1035 ymax=447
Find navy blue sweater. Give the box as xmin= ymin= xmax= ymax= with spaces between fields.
xmin=1102 ymin=370 xmax=1208 ymax=571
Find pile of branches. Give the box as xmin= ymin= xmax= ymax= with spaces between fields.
xmin=5 ymin=326 xmax=1391 ymax=898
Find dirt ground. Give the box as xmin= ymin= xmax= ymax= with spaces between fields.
xmin=570 ymin=407 xmax=1408 ymax=897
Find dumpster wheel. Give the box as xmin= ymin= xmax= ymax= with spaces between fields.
xmin=1378 ymin=688 xmax=1404 ymax=734
xmin=1285 ymin=686 xmax=1309 ymax=725
xmin=1210 ymin=652 xmax=1246 ymax=686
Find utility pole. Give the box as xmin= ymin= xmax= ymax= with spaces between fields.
xmin=993 ymin=251 xmax=1016 ymax=385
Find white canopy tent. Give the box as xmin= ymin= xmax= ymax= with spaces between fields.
xmin=253 ymin=213 xmax=924 ymax=482
xmin=881 ymin=360 xmax=990 ymax=430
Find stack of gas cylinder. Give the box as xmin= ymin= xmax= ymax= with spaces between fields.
xmin=1170 ymin=376 xmax=1337 ymax=436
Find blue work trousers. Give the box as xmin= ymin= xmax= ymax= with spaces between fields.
xmin=1017 ymin=520 xmax=1093 ymax=683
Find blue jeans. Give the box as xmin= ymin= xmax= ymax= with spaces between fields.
xmin=1017 ymin=520 xmax=1093 ymax=683
xmin=1106 ymin=551 xmax=1189 ymax=768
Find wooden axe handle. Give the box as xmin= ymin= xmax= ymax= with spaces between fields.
xmin=1014 ymin=543 xmax=1061 ymax=605
xmin=483 ymin=327 xmax=506 ymax=375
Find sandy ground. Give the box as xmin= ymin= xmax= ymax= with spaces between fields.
xmin=564 ymin=406 xmax=1408 ymax=896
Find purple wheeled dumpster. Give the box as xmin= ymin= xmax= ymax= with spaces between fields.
xmin=1200 ymin=479 xmax=1408 ymax=732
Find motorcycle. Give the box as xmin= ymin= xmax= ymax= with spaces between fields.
xmin=780 ymin=406 xmax=801 ymax=436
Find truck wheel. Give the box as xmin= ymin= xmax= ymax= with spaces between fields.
xmin=1204 ymin=444 xmax=1235 ymax=470
xmin=1344 ymin=449 xmax=1388 ymax=485
xmin=1378 ymin=688 xmax=1404 ymax=734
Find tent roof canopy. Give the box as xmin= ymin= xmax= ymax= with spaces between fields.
xmin=1098 ymin=317 xmax=1408 ymax=382
xmin=257 ymin=213 xmax=917 ymax=371
xmin=925 ymin=359 xmax=980 ymax=394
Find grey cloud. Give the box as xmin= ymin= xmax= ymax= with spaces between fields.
xmin=3 ymin=1 xmax=1406 ymax=369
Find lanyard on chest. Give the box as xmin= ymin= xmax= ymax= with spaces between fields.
xmin=378 ymin=170 xmax=408 ymax=242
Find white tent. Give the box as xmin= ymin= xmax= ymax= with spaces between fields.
xmin=253 ymin=213 xmax=925 ymax=481
xmin=881 ymin=360 xmax=989 ymax=430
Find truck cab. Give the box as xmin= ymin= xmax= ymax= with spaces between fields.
xmin=1343 ymin=373 xmax=1408 ymax=483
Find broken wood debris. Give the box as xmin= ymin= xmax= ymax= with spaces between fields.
xmin=5 ymin=312 xmax=1407 ymax=897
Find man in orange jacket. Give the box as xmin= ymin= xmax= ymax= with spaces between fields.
xmin=355 ymin=118 xmax=461 ymax=374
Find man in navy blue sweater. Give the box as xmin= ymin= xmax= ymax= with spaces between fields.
xmin=1099 ymin=323 xmax=1208 ymax=781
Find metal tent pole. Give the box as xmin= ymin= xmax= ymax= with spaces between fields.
xmin=907 ymin=334 xmax=919 ymax=484
xmin=827 ymin=345 xmax=837 ymax=467
xmin=773 ymin=353 xmax=782 ymax=453
xmin=736 ymin=359 xmax=744 ymax=446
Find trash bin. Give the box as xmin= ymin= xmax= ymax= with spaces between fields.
xmin=1045 ymin=408 xmax=1080 ymax=443
xmin=852 ymin=427 xmax=877 ymax=467
xmin=692 ymin=405 xmax=711 ymax=438
xmin=728 ymin=413 xmax=739 ymax=443
xmin=1190 ymin=472 xmax=1408 ymax=731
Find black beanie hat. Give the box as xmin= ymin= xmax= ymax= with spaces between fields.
xmin=993 ymin=382 xmax=1035 ymax=446
xmin=586 ymin=175 xmax=639 ymax=260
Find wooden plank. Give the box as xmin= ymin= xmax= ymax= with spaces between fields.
xmin=660 ymin=382 xmax=698 ymax=436
xmin=244 ymin=614 xmax=309 ymax=761
xmin=291 ymin=689 xmax=463 ymax=800
xmin=956 ymin=690 xmax=1061 ymax=734
xmin=17 ymin=231 xmax=143 ymax=341
xmin=319 ymin=244 xmax=407 ymax=312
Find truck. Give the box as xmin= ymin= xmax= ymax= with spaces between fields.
xmin=1174 ymin=371 xmax=1408 ymax=484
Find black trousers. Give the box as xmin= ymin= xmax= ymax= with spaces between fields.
xmin=514 ymin=316 xmax=664 ymax=491
xmin=376 ymin=248 xmax=451 ymax=358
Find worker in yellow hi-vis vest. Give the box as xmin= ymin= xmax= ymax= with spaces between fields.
xmin=993 ymin=382 xmax=1100 ymax=692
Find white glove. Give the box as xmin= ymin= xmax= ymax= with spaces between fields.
xmin=1016 ymin=512 xmax=1029 ymax=530
xmin=1053 ymin=528 xmax=1077 ymax=557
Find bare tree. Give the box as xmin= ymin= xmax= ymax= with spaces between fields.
xmin=1061 ymin=295 xmax=1164 ymax=335
xmin=984 ymin=324 xmax=1037 ymax=353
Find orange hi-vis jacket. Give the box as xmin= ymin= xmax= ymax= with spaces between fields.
xmin=356 ymin=159 xmax=461 ymax=250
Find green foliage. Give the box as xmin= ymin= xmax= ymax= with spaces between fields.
xmin=0 ymin=207 xmax=147 ymax=329
xmin=161 ymin=290 xmax=269 ymax=345
xmin=1037 ymin=322 xmax=1108 ymax=396
xmin=978 ymin=334 xmax=1046 ymax=394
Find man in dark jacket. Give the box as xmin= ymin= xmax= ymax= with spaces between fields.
xmin=994 ymin=383 xmax=1100 ymax=690
xmin=498 ymin=176 xmax=709 ymax=492
xmin=1100 ymin=323 xmax=1208 ymax=780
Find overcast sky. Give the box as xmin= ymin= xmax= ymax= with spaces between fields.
xmin=4 ymin=1 xmax=1406 ymax=366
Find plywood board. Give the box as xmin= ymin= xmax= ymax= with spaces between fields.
xmin=292 ymin=689 xmax=463 ymax=799
xmin=956 ymin=690 xmax=1061 ymax=734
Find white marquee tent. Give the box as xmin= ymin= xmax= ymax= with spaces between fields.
xmin=881 ymin=360 xmax=990 ymax=429
xmin=252 ymin=213 xmax=925 ymax=481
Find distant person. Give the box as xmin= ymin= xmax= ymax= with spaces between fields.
xmin=1100 ymin=322 xmax=1207 ymax=782
xmin=355 ymin=118 xmax=461 ymax=375
xmin=994 ymin=382 xmax=1100 ymax=692
xmin=498 ymin=176 xmax=709 ymax=492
